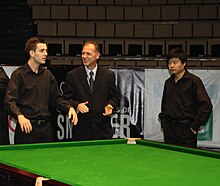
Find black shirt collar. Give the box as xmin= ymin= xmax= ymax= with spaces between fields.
xmin=24 ymin=63 xmax=44 ymax=74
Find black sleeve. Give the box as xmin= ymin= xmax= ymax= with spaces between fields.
xmin=0 ymin=67 xmax=9 ymax=109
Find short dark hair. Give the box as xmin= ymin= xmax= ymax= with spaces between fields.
xmin=166 ymin=48 xmax=187 ymax=65
xmin=24 ymin=37 xmax=46 ymax=59
xmin=83 ymin=41 xmax=101 ymax=54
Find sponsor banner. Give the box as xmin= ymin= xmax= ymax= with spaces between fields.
xmin=50 ymin=67 xmax=145 ymax=141
xmin=2 ymin=66 xmax=18 ymax=144
xmin=144 ymin=69 xmax=220 ymax=148
xmin=5 ymin=66 xmax=144 ymax=142
xmin=109 ymin=68 xmax=144 ymax=138
xmin=4 ymin=66 xmax=220 ymax=148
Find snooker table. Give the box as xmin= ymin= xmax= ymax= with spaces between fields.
xmin=0 ymin=139 xmax=220 ymax=186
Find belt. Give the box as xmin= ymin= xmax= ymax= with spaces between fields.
xmin=165 ymin=118 xmax=192 ymax=124
xmin=30 ymin=119 xmax=48 ymax=125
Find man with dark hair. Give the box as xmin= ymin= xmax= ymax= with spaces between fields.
xmin=63 ymin=41 xmax=120 ymax=140
xmin=158 ymin=48 xmax=212 ymax=148
xmin=5 ymin=37 xmax=78 ymax=144
xmin=0 ymin=67 xmax=9 ymax=145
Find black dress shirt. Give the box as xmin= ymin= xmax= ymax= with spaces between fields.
xmin=159 ymin=70 xmax=212 ymax=131
xmin=5 ymin=63 xmax=70 ymax=120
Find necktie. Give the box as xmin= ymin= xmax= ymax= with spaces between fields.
xmin=89 ymin=71 xmax=94 ymax=91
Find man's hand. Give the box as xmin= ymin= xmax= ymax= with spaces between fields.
xmin=68 ymin=107 xmax=78 ymax=125
xmin=103 ymin=104 xmax=113 ymax=116
xmin=190 ymin=128 xmax=197 ymax=135
xmin=77 ymin=101 xmax=89 ymax=114
xmin=18 ymin=115 xmax=32 ymax=133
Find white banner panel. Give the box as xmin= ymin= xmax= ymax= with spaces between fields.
xmin=144 ymin=69 xmax=220 ymax=148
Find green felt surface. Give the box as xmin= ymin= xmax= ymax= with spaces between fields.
xmin=0 ymin=139 xmax=220 ymax=186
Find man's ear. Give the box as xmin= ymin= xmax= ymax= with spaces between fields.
xmin=96 ymin=52 xmax=100 ymax=60
xmin=29 ymin=50 xmax=34 ymax=57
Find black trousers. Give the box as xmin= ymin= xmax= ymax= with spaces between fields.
xmin=162 ymin=121 xmax=197 ymax=148
xmin=0 ymin=111 xmax=9 ymax=145
xmin=15 ymin=120 xmax=53 ymax=144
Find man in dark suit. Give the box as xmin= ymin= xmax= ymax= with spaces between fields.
xmin=63 ymin=41 xmax=120 ymax=140
xmin=0 ymin=67 xmax=9 ymax=145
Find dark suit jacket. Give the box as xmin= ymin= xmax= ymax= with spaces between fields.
xmin=63 ymin=66 xmax=120 ymax=140
xmin=0 ymin=67 xmax=9 ymax=110
xmin=0 ymin=67 xmax=9 ymax=144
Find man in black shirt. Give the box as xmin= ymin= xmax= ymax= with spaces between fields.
xmin=158 ymin=48 xmax=212 ymax=148
xmin=0 ymin=67 xmax=9 ymax=145
xmin=5 ymin=37 xmax=78 ymax=144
